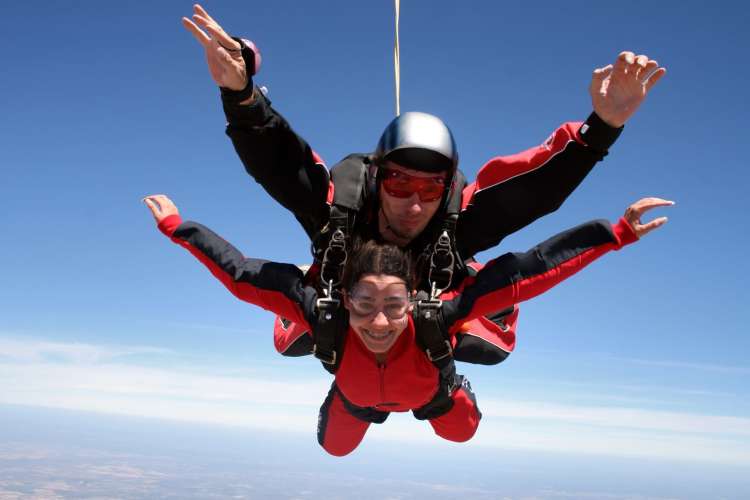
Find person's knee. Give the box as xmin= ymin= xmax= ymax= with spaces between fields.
xmin=430 ymin=382 xmax=482 ymax=443
xmin=317 ymin=387 xmax=371 ymax=457
xmin=433 ymin=419 xmax=479 ymax=443
xmin=320 ymin=439 xmax=359 ymax=457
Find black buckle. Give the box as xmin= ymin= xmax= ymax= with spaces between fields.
xmin=316 ymin=295 xmax=340 ymax=317
xmin=416 ymin=298 xmax=450 ymax=361
xmin=314 ymin=292 xmax=340 ymax=365
xmin=417 ymin=297 xmax=442 ymax=319
xmin=425 ymin=339 xmax=453 ymax=362
xmin=313 ymin=344 xmax=337 ymax=365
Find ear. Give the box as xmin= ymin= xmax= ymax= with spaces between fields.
xmin=341 ymin=289 xmax=352 ymax=311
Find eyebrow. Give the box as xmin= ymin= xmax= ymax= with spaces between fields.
xmin=384 ymin=295 xmax=408 ymax=301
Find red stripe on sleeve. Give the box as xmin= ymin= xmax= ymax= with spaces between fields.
xmin=161 ymin=221 xmax=310 ymax=327
xmin=453 ymin=218 xmax=635 ymax=329
xmin=461 ymin=122 xmax=583 ymax=210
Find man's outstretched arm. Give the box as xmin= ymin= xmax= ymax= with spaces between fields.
xmin=182 ymin=5 xmax=330 ymax=237
xmin=456 ymin=52 xmax=666 ymax=258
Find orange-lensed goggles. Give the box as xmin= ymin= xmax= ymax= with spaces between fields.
xmin=380 ymin=169 xmax=446 ymax=202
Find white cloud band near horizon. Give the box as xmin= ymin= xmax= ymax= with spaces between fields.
xmin=1 ymin=335 xmax=748 ymax=466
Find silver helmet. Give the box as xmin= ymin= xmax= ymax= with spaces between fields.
xmin=374 ymin=112 xmax=458 ymax=174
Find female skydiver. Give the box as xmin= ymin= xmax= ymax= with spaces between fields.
xmin=145 ymin=194 xmax=671 ymax=456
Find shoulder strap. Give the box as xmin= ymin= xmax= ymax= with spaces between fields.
xmin=330 ymin=154 xmax=370 ymax=210
xmin=423 ymin=168 xmax=468 ymax=296
xmin=445 ymin=168 xmax=466 ymax=217
xmin=312 ymin=155 xmax=371 ymax=373
xmin=315 ymin=154 xmax=371 ymax=288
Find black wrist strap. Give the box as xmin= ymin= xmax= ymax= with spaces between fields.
xmin=219 ymin=37 xmax=256 ymax=105
xmin=579 ymin=112 xmax=624 ymax=153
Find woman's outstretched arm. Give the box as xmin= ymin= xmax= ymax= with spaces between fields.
xmin=144 ymin=194 xmax=314 ymax=327
xmin=443 ymin=197 xmax=673 ymax=329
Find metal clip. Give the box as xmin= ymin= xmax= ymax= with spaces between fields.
xmin=429 ymin=281 xmax=442 ymax=301
xmin=320 ymin=229 xmax=348 ymax=290
xmin=428 ymin=230 xmax=454 ymax=295
xmin=316 ymin=290 xmax=340 ymax=311
xmin=417 ymin=297 xmax=443 ymax=318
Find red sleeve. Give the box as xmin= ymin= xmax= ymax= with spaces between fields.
xmin=446 ymin=218 xmax=637 ymax=331
xmin=462 ymin=122 xmax=585 ymax=207
xmin=157 ymin=215 xmax=311 ymax=327
xmin=454 ymin=114 xmax=623 ymax=259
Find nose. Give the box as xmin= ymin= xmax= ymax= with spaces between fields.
xmin=370 ymin=310 xmax=390 ymax=329
xmin=406 ymin=193 xmax=423 ymax=214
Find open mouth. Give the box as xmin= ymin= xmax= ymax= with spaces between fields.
xmin=363 ymin=329 xmax=392 ymax=342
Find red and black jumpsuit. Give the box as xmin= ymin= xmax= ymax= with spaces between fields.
xmin=220 ymin=89 xmax=624 ymax=363
xmin=158 ymin=213 xmax=637 ymax=456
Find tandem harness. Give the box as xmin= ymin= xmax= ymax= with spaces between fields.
xmin=309 ymin=154 xmax=464 ymax=394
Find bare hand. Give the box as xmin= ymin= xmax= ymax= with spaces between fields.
xmin=182 ymin=4 xmax=248 ymax=90
xmin=143 ymin=194 xmax=180 ymax=224
xmin=623 ymin=197 xmax=673 ymax=238
xmin=590 ymin=51 xmax=666 ymax=128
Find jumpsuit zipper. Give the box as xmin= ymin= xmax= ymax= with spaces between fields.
xmin=378 ymin=363 xmax=386 ymax=406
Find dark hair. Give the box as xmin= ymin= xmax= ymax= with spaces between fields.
xmin=341 ymin=239 xmax=415 ymax=292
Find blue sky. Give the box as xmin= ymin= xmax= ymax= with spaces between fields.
xmin=2 ymin=1 xmax=749 ymax=497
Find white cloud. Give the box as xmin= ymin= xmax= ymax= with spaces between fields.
xmin=0 ymin=337 xmax=169 ymax=364
xmin=479 ymin=400 xmax=750 ymax=436
xmin=607 ymin=355 xmax=750 ymax=375
xmin=535 ymin=490 xmax=679 ymax=500
xmin=1 ymin=335 xmax=749 ymax=465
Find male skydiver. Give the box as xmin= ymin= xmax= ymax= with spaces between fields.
xmin=180 ymin=4 xmax=666 ymax=362
xmin=181 ymin=4 xmax=665 ymax=272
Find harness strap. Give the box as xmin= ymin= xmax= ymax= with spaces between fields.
xmin=413 ymin=294 xmax=457 ymax=393
xmin=313 ymin=290 xmax=347 ymax=373
xmin=311 ymin=156 xmax=374 ymax=373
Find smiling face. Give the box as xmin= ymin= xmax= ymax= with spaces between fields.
xmin=377 ymin=161 xmax=447 ymax=246
xmin=344 ymin=274 xmax=413 ymax=355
